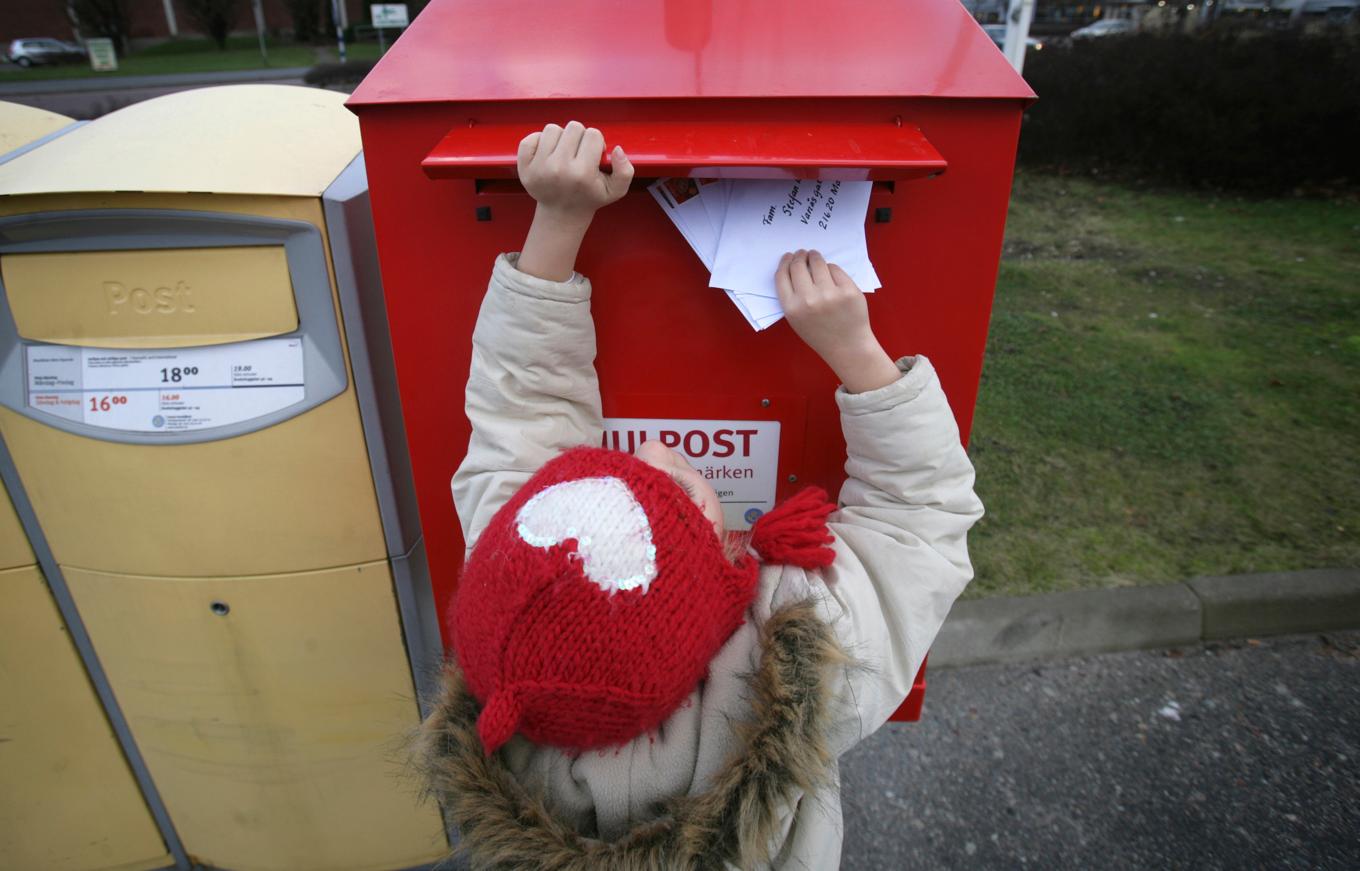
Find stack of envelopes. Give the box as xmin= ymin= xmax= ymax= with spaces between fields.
xmin=649 ymin=178 xmax=880 ymax=331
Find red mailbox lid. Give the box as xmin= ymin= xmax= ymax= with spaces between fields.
xmin=348 ymin=0 xmax=1035 ymax=108
xmin=422 ymin=120 xmax=946 ymax=181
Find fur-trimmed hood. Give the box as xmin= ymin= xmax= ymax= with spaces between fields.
xmin=412 ymin=600 xmax=850 ymax=870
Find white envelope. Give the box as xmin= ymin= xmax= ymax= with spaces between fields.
xmin=648 ymin=178 xmax=718 ymax=269
xmin=724 ymin=290 xmax=786 ymax=331
xmin=699 ymin=179 xmax=732 ymax=239
xmin=709 ymin=179 xmax=880 ymax=299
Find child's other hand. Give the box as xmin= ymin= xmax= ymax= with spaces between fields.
xmin=517 ymin=121 xmax=634 ymax=220
xmin=776 ymin=249 xmax=902 ymax=394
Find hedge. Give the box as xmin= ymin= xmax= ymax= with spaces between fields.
xmin=303 ymin=60 xmax=376 ymax=87
xmin=1017 ymin=31 xmax=1360 ymax=192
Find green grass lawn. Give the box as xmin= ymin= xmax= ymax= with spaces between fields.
xmin=337 ymin=42 xmax=386 ymax=62
xmin=968 ymin=172 xmax=1360 ymax=597
xmin=0 ymin=36 xmax=321 ymax=81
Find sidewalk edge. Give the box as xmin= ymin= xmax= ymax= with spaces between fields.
xmin=931 ymin=568 xmax=1360 ymax=669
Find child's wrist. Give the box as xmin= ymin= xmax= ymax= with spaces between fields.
xmin=825 ymin=339 xmax=901 ymax=394
xmin=532 ymin=202 xmax=596 ymax=234
xmin=517 ymin=204 xmax=594 ymax=282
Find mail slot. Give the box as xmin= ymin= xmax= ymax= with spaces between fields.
xmin=0 ymin=86 xmax=446 ymax=871
xmin=2 ymin=246 xmax=298 ymax=347
xmin=349 ymin=0 xmax=1034 ymax=722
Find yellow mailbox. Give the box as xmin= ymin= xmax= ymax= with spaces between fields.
xmin=0 ymin=100 xmax=171 ymax=871
xmin=0 ymin=87 xmax=446 ymax=871
xmin=0 ymin=100 xmax=77 ymax=163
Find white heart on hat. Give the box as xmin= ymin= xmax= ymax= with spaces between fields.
xmin=515 ymin=476 xmax=659 ymax=594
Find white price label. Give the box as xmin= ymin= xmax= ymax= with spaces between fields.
xmin=603 ymin=418 xmax=781 ymax=530
xmin=26 ymin=338 xmax=305 ymax=433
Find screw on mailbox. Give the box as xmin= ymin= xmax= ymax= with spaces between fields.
xmin=760 ymin=398 xmax=771 ymax=407
xmin=787 ymin=474 xmax=799 ymax=483
xmin=475 ymin=206 xmax=493 ymax=222
xmin=875 ymin=207 xmax=893 ymax=223
xmin=210 ymin=601 xmax=230 ymax=616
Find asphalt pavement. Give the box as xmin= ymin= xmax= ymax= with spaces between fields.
xmin=840 ymin=630 xmax=1360 ymax=870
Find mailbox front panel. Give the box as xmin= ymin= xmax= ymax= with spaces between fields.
xmin=0 ymin=191 xmax=446 ymax=868
xmin=359 ymin=97 xmax=1023 ymax=639
xmin=64 ymin=560 xmax=446 ymax=871
xmin=0 ymin=194 xmax=387 ymax=577
xmin=0 ymin=562 xmax=170 ymax=871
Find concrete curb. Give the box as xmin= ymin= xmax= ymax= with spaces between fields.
xmin=931 ymin=568 xmax=1360 ymax=669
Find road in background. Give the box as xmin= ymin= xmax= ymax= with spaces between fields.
xmin=841 ymin=631 xmax=1359 ymax=869
xmin=0 ymin=68 xmax=312 ymax=118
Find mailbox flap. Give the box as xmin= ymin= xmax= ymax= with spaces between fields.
xmin=1 ymin=246 xmax=299 ymax=349
xmin=423 ymin=120 xmax=946 ymax=182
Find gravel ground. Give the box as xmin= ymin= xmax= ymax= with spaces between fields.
xmin=840 ymin=631 xmax=1360 ymax=870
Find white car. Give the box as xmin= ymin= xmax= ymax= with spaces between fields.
xmin=981 ymin=24 xmax=1045 ymax=52
xmin=6 ymin=38 xmax=87 ymax=68
xmin=1070 ymin=19 xmax=1137 ymax=39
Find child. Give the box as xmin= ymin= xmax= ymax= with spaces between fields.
xmin=415 ymin=121 xmax=984 ymax=870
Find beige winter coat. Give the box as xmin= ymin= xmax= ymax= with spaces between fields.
xmin=418 ymin=254 xmax=983 ymax=870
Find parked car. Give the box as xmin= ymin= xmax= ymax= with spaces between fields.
xmin=1070 ymin=19 xmax=1137 ymax=39
xmin=6 ymin=38 xmax=87 ymax=68
xmin=981 ymin=24 xmax=1046 ymax=52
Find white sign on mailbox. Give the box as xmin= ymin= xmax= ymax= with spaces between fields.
xmin=25 ymin=338 xmax=305 ymax=434
xmin=371 ymin=3 xmax=410 ymax=27
xmin=602 ymin=417 xmax=781 ymax=531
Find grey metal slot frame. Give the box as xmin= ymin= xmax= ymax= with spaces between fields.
xmin=0 ymin=209 xmax=348 ymax=445
xmin=324 ymin=156 xmax=453 ymax=855
xmin=323 ymin=156 xmax=446 ymax=714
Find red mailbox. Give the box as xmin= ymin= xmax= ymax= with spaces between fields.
xmin=349 ymin=0 xmax=1033 ymax=721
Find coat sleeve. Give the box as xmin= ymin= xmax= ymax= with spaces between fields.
xmin=792 ymin=355 xmax=984 ymax=757
xmin=450 ymin=253 xmax=604 ymax=552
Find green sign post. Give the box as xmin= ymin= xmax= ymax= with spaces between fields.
xmin=86 ymin=38 xmax=118 ymax=72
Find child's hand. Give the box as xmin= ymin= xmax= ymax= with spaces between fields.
xmin=517 ymin=121 xmax=634 ymax=220
xmin=514 ymin=121 xmax=633 ymax=282
xmin=776 ymin=249 xmax=902 ymax=394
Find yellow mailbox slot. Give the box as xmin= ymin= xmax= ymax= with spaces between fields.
xmin=0 ymin=88 xmax=446 ymax=871
xmin=0 ymin=101 xmax=170 ymax=871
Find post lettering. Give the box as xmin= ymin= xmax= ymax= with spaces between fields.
xmin=104 ymin=281 xmax=128 ymax=315
xmin=104 ymin=280 xmax=196 ymax=317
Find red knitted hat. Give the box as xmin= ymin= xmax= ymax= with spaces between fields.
xmin=451 ymin=445 xmax=836 ymax=755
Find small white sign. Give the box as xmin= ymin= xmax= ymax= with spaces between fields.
xmin=602 ymin=417 xmax=781 ymax=530
xmin=85 ymin=38 xmax=118 ymax=72
xmin=371 ymin=3 xmax=410 ymax=27
xmin=26 ymin=338 xmax=305 ymax=434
